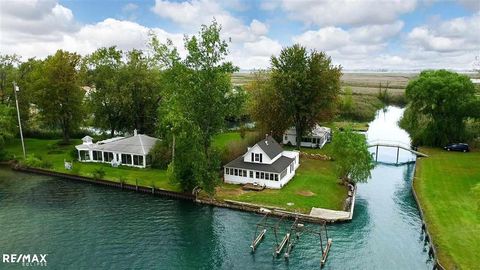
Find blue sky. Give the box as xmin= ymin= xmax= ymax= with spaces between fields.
xmin=1 ymin=0 xmax=479 ymax=70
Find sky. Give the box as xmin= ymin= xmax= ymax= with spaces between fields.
xmin=1 ymin=0 xmax=479 ymax=71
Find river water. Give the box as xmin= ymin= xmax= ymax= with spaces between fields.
xmin=0 ymin=106 xmax=433 ymax=269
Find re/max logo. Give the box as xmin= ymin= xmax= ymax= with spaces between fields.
xmin=2 ymin=254 xmax=48 ymax=266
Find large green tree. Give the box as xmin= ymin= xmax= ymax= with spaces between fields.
xmin=84 ymin=47 xmax=129 ymax=136
xmin=84 ymin=47 xmax=162 ymax=136
xmin=153 ymin=21 xmax=239 ymax=194
xmin=331 ymin=128 xmax=373 ymax=184
xmin=0 ymin=54 xmax=20 ymax=104
xmin=247 ymin=70 xmax=290 ymax=140
xmin=271 ymin=44 xmax=342 ymax=148
xmin=400 ymin=70 xmax=477 ymax=146
xmin=120 ymin=49 xmax=162 ymax=135
xmin=0 ymin=104 xmax=16 ymax=159
xmin=34 ymin=50 xmax=84 ymax=143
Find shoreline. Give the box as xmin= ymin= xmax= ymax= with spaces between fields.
xmin=411 ymin=160 xmax=446 ymax=270
xmin=6 ymin=163 xmax=355 ymax=224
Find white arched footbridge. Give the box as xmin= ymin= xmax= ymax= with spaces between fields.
xmin=368 ymin=139 xmax=428 ymax=164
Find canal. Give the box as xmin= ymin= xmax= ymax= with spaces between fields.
xmin=0 ymin=106 xmax=433 ymax=269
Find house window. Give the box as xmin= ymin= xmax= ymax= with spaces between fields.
xmin=284 ymin=135 xmax=288 ymax=140
xmin=275 ymin=174 xmax=278 ymax=181
xmin=270 ymin=174 xmax=274 ymax=180
xmin=225 ymin=168 xmax=229 ymax=175
xmin=254 ymin=153 xmax=260 ymax=162
xmin=249 ymin=171 xmax=253 ymax=178
xmin=280 ymin=169 xmax=287 ymax=179
xmin=121 ymin=154 xmax=132 ymax=165
xmin=92 ymin=151 xmax=102 ymax=161
xmin=261 ymin=172 xmax=264 ymax=179
xmin=230 ymin=168 xmax=233 ymax=175
xmin=79 ymin=150 xmax=89 ymax=160
xmin=103 ymin=152 xmax=114 ymax=162
xmin=243 ymin=170 xmax=247 ymax=177
xmin=133 ymin=155 xmax=144 ymax=166
xmin=256 ymin=172 xmax=259 ymax=178
xmin=234 ymin=169 xmax=238 ymax=176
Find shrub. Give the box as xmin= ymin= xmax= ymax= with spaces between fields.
xmin=92 ymin=168 xmax=106 ymax=180
xmin=239 ymin=125 xmax=246 ymax=139
xmin=149 ymin=141 xmax=172 ymax=169
xmin=22 ymin=155 xmax=42 ymax=167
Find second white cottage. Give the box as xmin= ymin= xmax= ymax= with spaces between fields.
xmin=223 ymin=136 xmax=299 ymax=189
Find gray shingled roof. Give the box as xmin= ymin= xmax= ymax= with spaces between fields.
xmin=225 ymin=155 xmax=294 ymax=173
xmin=257 ymin=136 xmax=283 ymax=159
xmin=76 ymin=134 xmax=159 ymax=155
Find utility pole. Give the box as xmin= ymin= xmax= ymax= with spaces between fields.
xmin=13 ymin=82 xmax=26 ymax=158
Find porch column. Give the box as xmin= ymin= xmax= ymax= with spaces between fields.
xmin=78 ymin=150 xmax=81 ymax=161
xmin=130 ymin=154 xmax=134 ymax=166
xmin=101 ymin=151 xmax=104 ymax=163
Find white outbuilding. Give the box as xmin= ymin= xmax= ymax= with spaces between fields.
xmin=283 ymin=125 xmax=331 ymax=148
xmin=75 ymin=130 xmax=159 ymax=168
xmin=224 ymin=136 xmax=300 ymax=189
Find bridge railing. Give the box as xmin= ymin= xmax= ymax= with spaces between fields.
xmin=367 ymin=139 xmax=413 ymax=150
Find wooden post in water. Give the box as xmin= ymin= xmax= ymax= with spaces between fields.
xmin=375 ymin=145 xmax=379 ymax=162
xmin=396 ymin=147 xmax=400 ymax=164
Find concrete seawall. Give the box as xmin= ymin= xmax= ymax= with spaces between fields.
xmin=10 ymin=164 xmax=355 ymax=225
xmin=411 ymin=164 xmax=446 ymax=270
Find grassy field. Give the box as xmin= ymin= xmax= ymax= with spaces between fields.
xmin=414 ymin=148 xmax=480 ymax=270
xmin=215 ymin=158 xmax=346 ymax=213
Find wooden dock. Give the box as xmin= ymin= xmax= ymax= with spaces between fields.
xmin=321 ymin=238 xmax=332 ymax=266
xmin=250 ymin=228 xmax=266 ymax=252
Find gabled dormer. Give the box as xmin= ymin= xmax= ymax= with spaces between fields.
xmin=243 ymin=136 xmax=283 ymax=164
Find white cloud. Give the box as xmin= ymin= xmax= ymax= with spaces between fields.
xmin=0 ymin=0 xmax=78 ymax=45
xmin=277 ymin=0 xmax=416 ymax=26
xmin=457 ymin=0 xmax=480 ymax=11
xmin=151 ymin=0 xmax=268 ymax=43
xmin=293 ymin=21 xmax=404 ymax=55
xmin=407 ymin=13 xmax=480 ymax=52
xmin=243 ymin=36 xmax=282 ymax=57
xmin=1 ymin=17 xmax=185 ymax=60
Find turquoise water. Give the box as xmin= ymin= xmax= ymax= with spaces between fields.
xmin=0 ymin=107 xmax=433 ymax=269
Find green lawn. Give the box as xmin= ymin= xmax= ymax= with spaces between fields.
xmin=4 ymin=138 xmax=178 ymax=191
xmin=215 ymin=158 xmax=347 ymax=213
xmin=5 ymin=136 xmax=346 ymax=214
xmin=212 ymin=131 xmax=257 ymax=150
xmin=415 ymin=148 xmax=480 ymax=270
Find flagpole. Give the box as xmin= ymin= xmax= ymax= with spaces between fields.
xmin=13 ymin=82 xmax=26 ymax=159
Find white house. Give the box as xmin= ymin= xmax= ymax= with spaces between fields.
xmin=283 ymin=125 xmax=331 ymax=148
xmin=224 ymin=136 xmax=300 ymax=189
xmin=75 ymin=130 xmax=159 ymax=168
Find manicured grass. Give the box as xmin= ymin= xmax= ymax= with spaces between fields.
xmin=414 ymin=148 xmax=480 ymax=270
xmin=4 ymin=138 xmax=178 ymax=191
xmin=5 ymin=137 xmax=347 ymax=214
xmin=215 ymin=158 xmax=347 ymax=213
xmin=212 ymin=131 xmax=257 ymax=150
